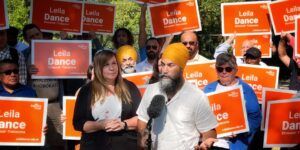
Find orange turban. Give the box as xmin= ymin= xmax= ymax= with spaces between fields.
xmin=161 ymin=43 xmax=189 ymax=69
xmin=116 ymin=45 xmax=138 ymax=64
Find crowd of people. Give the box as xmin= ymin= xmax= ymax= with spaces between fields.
xmin=0 ymin=3 xmax=299 ymax=150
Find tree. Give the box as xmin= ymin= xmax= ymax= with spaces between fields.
xmin=7 ymin=0 xmax=29 ymax=31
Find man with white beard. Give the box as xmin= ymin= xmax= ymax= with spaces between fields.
xmin=136 ymin=43 xmax=218 ymax=150
xmin=116 ymin=45 xmax=137 ymax=74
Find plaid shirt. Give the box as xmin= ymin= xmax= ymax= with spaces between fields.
xmin=0 ymin=46 xmax=27 ymax=85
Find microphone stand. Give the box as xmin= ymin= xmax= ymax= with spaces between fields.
xmin=146 ymin=118 xmax=153 ymax=150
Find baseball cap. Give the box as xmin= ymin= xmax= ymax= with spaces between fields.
xmin=244 ymin=47 xmax=261 ymax=59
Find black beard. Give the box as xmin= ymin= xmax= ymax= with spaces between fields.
xmin=146 ymin=51 xmax=157 ymax=60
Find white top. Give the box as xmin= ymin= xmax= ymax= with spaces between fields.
xmin=137 ymin=82 xmax=218 ymax=150
xmin=188 ymin=53 xmax=211 ymax=64
xmin=136 ymin=59 xmax=153 ymax=72
xmin=92 ymin=95 xmax=122 ymax=121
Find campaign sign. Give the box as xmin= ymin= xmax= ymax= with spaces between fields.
xmin=268 ymin=0 xmax=300 ymax=35
xmin=221 ymin=1 xmax=271 ymax=36
xmin=0 ymin=0 xmax=8 ymax=30
xmin=83 ymin=2 xmax=115 ymax=34
xmin=206 ymin=86 xmax=249 ymax=138
xmin=0 ymin=97 xmax=47 ymax=146
xmin=149 ymin=0 xmax=201 ymax=37
xmin=31 ymin=40 xmax=91 ymax=79
xmin=295 ymin=16 xmax=300 ymax=57
xmin=123 ymin=71 xmax=153 ymax=95
xmin=237 ymin=64 xmax=279 ymax=102
xmin=63 ymin=96 xmax=81 ymax=140
xmin=264 ymin=99 xmax=300 ymax=148
xmin=30 ymin=0 xmax=83 ymax=34
xmin=233 ymin=34 xmax=272 ymax=58
xmin=184 ymin=61 xmax=218 ymax=89
xmin=261 ymin=88 xmax=297 ymax=130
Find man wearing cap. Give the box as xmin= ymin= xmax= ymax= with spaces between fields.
xmin=137 ymin=43 xmax=218 ymax=150
xmin=116 ymin=45 xmax=138 ymax=74
xmin=214 ymin=35 xmax=267 ymax=66
xmin=244 ymin=47 xmax=264 ymax=65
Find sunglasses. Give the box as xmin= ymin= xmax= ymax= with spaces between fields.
xmin=182 ymin=41 xmax=196 ymax=46
xmin=216 ymin=67 xmax=233 ymax=73
xmin=146 ymin=45 xmax=158 ymax=50
xmin=1 ymin=69 xmax=19 ymax=75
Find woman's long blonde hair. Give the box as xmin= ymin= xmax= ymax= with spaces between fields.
xmin=91 ymin=50 xmax=131 ymax=106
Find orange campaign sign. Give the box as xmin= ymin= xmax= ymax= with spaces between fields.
xmin=0 ymin=0 xmax=8 ymax=30
xmin=0 ymin=97 xmax=47 ymax=146
xmin=184 ymin=61 xmax=218 ymax=90
xmin=264 ymin=99 xmax=300 ymax=148
xmin=135 ymin=0 xmax=167 ymax=4
xmin=31 ymin=40 xmax=91 ymax=79
xmin=261 ymin=88 xmax=297 ymax=131
xmin=83 ymin=2 xmax=115 ymax=34
xmin=221 ymin=1 xmax=271 ymax=36
xmin=149 ymin=0 xmax=202 ymax=37
xmin=233 ymin=34 xmax=272 ymax=58
xmin=296 ymin=16 xmax=300 ymax=57
xmin=123 ymin=71 xmax=153 ymax=95
xmin=206 ymin=86 xmax=249 ymax=138
xmin=268 ymin=0 xmax=300 ymax=35
xmin=30 ymin=0 xmax=83 ymax=34
xmin=63 ymin=96 xmax=81 ymax=140
xmin=237 ymin=64 xmax=279 ymax=102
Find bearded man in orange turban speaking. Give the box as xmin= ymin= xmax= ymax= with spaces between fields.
xmin=136 ymin=43 xmax=218 ymax=150
xmin=116 ymin=45 xmax=138 ymax=74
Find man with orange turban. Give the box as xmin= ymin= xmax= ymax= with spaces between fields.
xmin=116 ymin=45 xmax=138 ymax=74
xmin=137 ymin=43 xmax=218 ymax=150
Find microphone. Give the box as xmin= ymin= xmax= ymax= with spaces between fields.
xmin=146 ymin=95 xmax=165 ymax=150
xmin=147 ymin=95 xmax=165 ymax=119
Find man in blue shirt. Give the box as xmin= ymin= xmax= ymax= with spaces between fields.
xmin=0 ymin=59 xmax=36 ymax=97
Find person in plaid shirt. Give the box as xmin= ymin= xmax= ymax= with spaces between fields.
xmin=0 ymin=29 xmax=27 ymax=85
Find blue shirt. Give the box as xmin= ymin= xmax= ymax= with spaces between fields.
xmin=0 ymin=84 xmax=37 ymax=98
xmin=204 ymin=78 xmax=262 ymax=150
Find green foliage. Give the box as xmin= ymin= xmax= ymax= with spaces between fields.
xmin=6 ymin=0 xmax=29 ymax=31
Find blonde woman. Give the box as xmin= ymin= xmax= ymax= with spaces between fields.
xmin=73 ymin=50 xmax=141 ymax=150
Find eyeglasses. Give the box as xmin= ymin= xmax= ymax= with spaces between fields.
xmin=216 ymin=67 xmax=233 ymax=73
xmin=1 ymin=69 xmax=19 ymax=75
xmin=146 ymin=45 xmax=158 ymax=50
xmin=182 ymin=41 xmax=196 ymax=46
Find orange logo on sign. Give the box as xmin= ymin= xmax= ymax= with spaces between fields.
xmin=32 ymin=40 xmax=91 ymax=79
xmin=123 ymin=72 xmax=152 ymax=95
xmin=0 ymin=98 xmax=47 ymax=146
xmin=83 ymin=3 xmax=115 ymax=34
xmin=237 ymin=64 xmax=279 ymax=102
xmin=222 ymin=1 xmax=271 ymax=36
xmin=233 ymin=35 xmax=272 ymax=58
xmin=207 ymin=86 xmax=249 ymax=137
xmin=268 ymin=0 xmax=300 ymax=35
xmin=264 ymin=99 xmax=300 ymax=148
xmin=31 ymin=0 xmax=83 ymax=34
xmin=149 ymin=0 xmax=201 ymax=37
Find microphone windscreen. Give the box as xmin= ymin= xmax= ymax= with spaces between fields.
xmin=147 ymin=95 xmax=165 ymax=119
